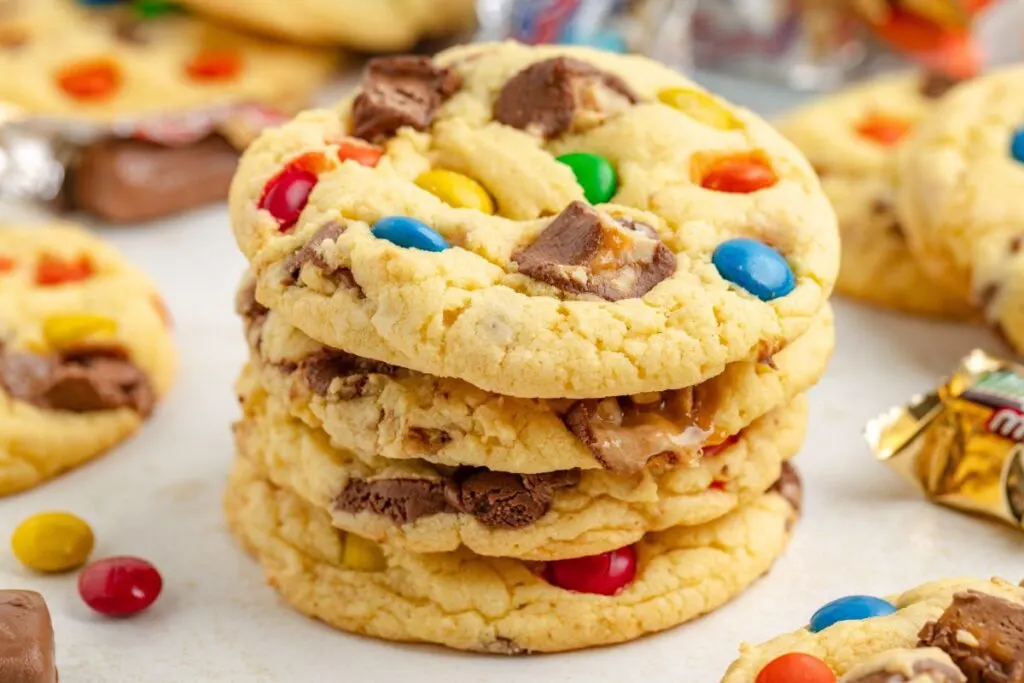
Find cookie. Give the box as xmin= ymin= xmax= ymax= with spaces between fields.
xmin=897 ymin=65 xmax=1024 ymax=350
xmin=236 ymin=365 xmax=807 ymax=560
xmin=178 ymin=0 xmax=477 ymax=51
xmin=225 ymin=453 xmax=802 ymax=653
xmin=0 ymin=0 xmax=337 ymax=120
xmin=230 ymin=41 xmax=839 ymax=399
xmin=0 ymin=223 xmax=176 ymax=495
xmin=776 ymin=72 xmax=975 ymax=319
xmin=239 ymin=279 xmax=833 ymax=473
xmin=721 ymin=577 xmax=1024 ymax=683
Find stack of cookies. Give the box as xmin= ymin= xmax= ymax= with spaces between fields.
xmin=225 ymin=42 xmax=839 ymax=653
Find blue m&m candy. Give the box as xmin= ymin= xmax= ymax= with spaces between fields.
xmin=1010 ymin=127 xmax=1024 ymax=164
xmin=371 ymin=216 xmax=449 ymax=253
xmin=809 ymin=595 xmax=897 ymax=633
xmin=712 ymin=238 xmax=795 ymax=301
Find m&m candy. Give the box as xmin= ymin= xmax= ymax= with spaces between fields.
xmin=658 ymin=87 xmax=741 ymax=130
xmin=546 ymin=546 xmax=637 ymax=596
xmin=856 ymin=114 xmax=910 ymax=146
xmin=416 ymin=170 xmax=495 ymax=214
xmin=712 ymin=238 xmax=795 ymax=301
xmin=1010 ymin=127 xmax=1024 ymax=164
xmin=79 ymin=556 xmax=163 ymax=617
xmin=12 ymin=512 xmax=95 ymax=574
xmin=556 ymin=152 xmax=618 ymax=204
xmin=701 ymin=156 xmax=778 ymax=193
xmin=755 ymin=653 xmax=836 ymax=683
xmin=809 ymin=595 xmax=897 ymax=633
xmin=371 ymin=216 xmax=449 ymax=253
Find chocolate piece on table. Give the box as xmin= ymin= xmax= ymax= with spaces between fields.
xmin=69 ymin=135 xmax=239 ymax=223
xmin=512 ymin=201 xmax=676 ymax=302
xmin=351 ymin=56 xmax=461 ymax=142
xmin=493 ymin=57 xmax=638 ymax=138
xmin=0 ymin=590 xmax=57 ymax=683
xmin=918 ymin=590 xmax=1024 ymax=683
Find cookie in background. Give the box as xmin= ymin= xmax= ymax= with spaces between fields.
xmin=177 ymin=0 xmax=478 ymax=52
xmin=0 ymin=0 xmax=338 ymax=223
xmin=776 ymin=70 xmax=977 ymax=320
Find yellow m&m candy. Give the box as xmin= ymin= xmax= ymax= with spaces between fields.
xmin=12 ymin=512 xmax=95 ymax=573
xmin=416 ymin=170 xmax=495 ymax=214
xmin=42 ymin=313 xmax=117 ymax=348
xmin=657 ymin=87 xmax=742 ymax=131
xmin=342 ymin=534 xmax=385 ymax=571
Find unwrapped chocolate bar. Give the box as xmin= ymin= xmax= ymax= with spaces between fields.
xmin=0 ymin=102 xmax=288 ymax=223
xmin=0 ymin=590 xmax=56 ymax=683
xmin=866 ymin=349 xmax=1024 ymax=529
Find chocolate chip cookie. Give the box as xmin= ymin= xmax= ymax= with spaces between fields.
xmin=897 ymin=65 xmax=1024 ymax=352
xmin=230 ymin=41 xmax=839 ymax=399
xmin=777 ymin=72 xmax=976 ymax=319
xmin=224 ymin=452 xmax=802 ymax=653
xmin=236 ymin=364 xmax=808 ymax=560
xmin=0 ymin=223 xmax=176 ymax=495
xmin=721 ymin=578 xmax=1024 ymax=683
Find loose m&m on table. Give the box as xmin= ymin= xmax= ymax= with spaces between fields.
xmin=78 ymin=556 xmax=163 ymax=617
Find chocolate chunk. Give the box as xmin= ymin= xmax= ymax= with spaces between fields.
xmin=335 ymin=468 xmax=580 ymax=529
xmin=351 ymin=56 xmax=461 ymax=142
xmin=1010 ymin=235 xmax=1023 ymax=254
xmin=297 ymin=351 xmax=397 ymax=398
xmin=839 ymin=649 xmax=965 ymax=683
xmin=769 ymin=462 xmax=803 ymax=513
xmin=0 ymin=347 xmax=154 ymax=416
xmin=282 ymin=222 xmax=345 ymax=283
xmin=493 ymin=57 xmax=638 ymax=138
xmin=918 ymin=591 xmax=1024 ymax=683
xmin=445 ymin=468 xmax=580 ymax=530
xmin=512 ymin=201 xmax=676 ymax=301
xmin=0 ymin=590 xmax=57 ymax=683
xmin=335 ymin=479 xmax=451 ymax=525
xmin=113 ymin=15 xmax=149 ymax=45
xmin=70 ymin=135 xmax=239 ymax=223
xmin=1007 ymin=450 xmax=1024 ymax=524
xmin=920 ymin=72 xmax=965 ymax=99
xmin=235 ymin=276 xmax=269 ymax=350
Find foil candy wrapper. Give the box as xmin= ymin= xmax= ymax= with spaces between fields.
xmin=866 ymin=349 xmax=1024 ymax=530
xmin=0 ymin=101 xmax=288 ymax=217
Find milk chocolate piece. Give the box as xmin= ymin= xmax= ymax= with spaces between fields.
xmin=769 ymin=462 xmax=803 ymax=513
xmin=334 ymin=468 xmax=580 ymax=530
xmin=920 ymin=71 xmax=965 ymax=99
xmin=69 ymin=135 xmax=239 ymax=223
xmin=0 ymin=590 xmax=57 ymax=683
xmin=351 ymin=56 xmax=461 ymax=142
xmin=493 ymin=57 xmax=638 ymax=138
xmin=0 ymin=346 xmax=154 ymax=416
xmin=512 ymin=201 xmax=676 ymax=301
xmin=838 ymin=648 xmax=966 ymax=683
xmin=298 ymin=350 xmax=397 ymax=398
xmin=281 ymin=222 xmax=363 ymax=295
xmin=918 ymin=591 xmax=1024 ymax=683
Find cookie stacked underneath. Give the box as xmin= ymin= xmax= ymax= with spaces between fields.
xmin=224 ymin=42 xmax=839 ymax=652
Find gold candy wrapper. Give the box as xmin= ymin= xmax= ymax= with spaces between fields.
xmin=865 ymin=349 xmax=1024 ymax=529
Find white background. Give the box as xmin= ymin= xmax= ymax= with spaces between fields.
xmin=2 ymin=45 xmax=1024 ymax=683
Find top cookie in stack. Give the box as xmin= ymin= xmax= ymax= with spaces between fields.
xmin=226 ymin=41 xmax=839 ymax=653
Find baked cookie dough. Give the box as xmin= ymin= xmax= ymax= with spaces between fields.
xmin=238 ymin=279 xmax=833 ymax=473
xmin=236 ymin=368 xmax=807 ymax=560
xmin=777 ymin=72 xmax=975 ymax=319
xmin=721 ymin=577 xmax=1024 ymax=683
xmin=0 ymin=0 xmax=336 ymax=120
xmin=0 ymin=224 xmax=176 ymax=495
xmin=897 ymin=65 xmax=1024 ymax=351
xmin=225 ymin=453 xmax=803 ymax=653
xmin=179 ymin=0 xmax=477 ymax=52
xmin=231 ymin=41 xmax=839 ymax=399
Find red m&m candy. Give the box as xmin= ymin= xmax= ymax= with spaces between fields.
xmin=78 ymin=556 xmax=162 ymax=617
xmin=755 ymin=653 xmax=836 ymax=683
xmin=259 ymin=152 xmax=332 ymax=231
xmin=703 ymin=431 xmax=741 ymax=458
xmin=700 ymin=156 xmax=778 ymax=194
xmin=186 ymin=49 xmax=243 ymax=81
xmin=56 ymin=58 xmax=122 ymax=101
xmin=546 ymin=546 xmax=637 ymax=596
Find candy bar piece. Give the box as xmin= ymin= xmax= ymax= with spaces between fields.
xmin=838 ymin=648 xmax=966 ymax=683
xmin=0 ymin=590 xmax=57 ymax=683
xmin=865 ymin=349 xmax=1024 ymax=531
xmin=69 ymin=135 xmax=239 ymax=223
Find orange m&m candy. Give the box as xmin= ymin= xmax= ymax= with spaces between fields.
xmin=701 ymin=157 xmax=778 ymax=194
xmin=56 ymin=58 xmax=121 ymax=101
xmin=0 ymin=255 xmax=14 ymax=273
xmin=186 ymin=49 xmax=242 ymax=81
xmin=755 ymin=653 xmax=837 ymax=683
xmin=337 ymin=140 xmax=383 ymax=168
xmin=856 ymin=115 xmax=911 ymax=146
xmin=35 ymin=254 xmax=94 ymax=286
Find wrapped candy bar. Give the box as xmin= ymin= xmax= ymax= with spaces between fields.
xmin=0 ymin=0 xmax=336 ymax=223
xmin=866 ymin=349 xmax=1024 ymax=530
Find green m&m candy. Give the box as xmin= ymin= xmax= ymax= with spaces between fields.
xmin=556 ymin=152 xmax=618 ymax=204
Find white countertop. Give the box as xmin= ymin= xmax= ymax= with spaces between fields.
xmin=1 ymin=75 xmax=1022 ymax=683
